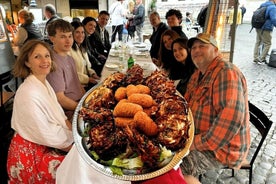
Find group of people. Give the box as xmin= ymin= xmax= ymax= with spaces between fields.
xmin=6 ymin=5 xmax=113 ymax=184
xmin=147 ymin=8 xmax=251 ymax=184
xmin=109 ymin=0 xmax=145 ymax=43
xmin=5 ymin=3 xmax=253 ymax=184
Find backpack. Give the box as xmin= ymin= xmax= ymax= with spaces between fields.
xmin=197 ymin=6 xmax=208 ymax=28
xmin=250 ymin=6 xmax=267 ymax=31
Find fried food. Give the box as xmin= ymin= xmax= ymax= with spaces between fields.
xmin=136 ymin=84 xmax=151 ymax=94
xmin=128 ymin=93 xmax=154 ymax=108
xmin=143 ymin=105 xmax=159 ymax=117
xmin=114 ymin=87 xmax=127 ymax=101
xmin=114 ymin=117 xmax=136 ymax=127
xmin=84 ymin=87 xmax=115 ymax=109
xmin=126 ymin=84 xmax=140 ymax=97
xmin=134 ymin=111 xmax=158 ymax=136
xmin=113 ymin=102 xmax=143 ymax=117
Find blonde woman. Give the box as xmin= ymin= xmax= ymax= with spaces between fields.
xmin=12 ymin=9 xmax=43 ymax=48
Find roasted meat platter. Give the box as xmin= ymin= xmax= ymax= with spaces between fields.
xmin=72 ymin=64 xmax=194 ymax=181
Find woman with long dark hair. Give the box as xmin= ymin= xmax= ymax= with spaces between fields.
xmin=82 ymin=17 xmax=107 ymax=77
xmin=171 ymin=38 xmax=196 ymax=95
xmin=69 ymin=21 xmax=99 ymax=91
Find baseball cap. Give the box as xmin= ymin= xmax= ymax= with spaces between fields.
xmin=187 ymin=33 xmax=218 ymax=48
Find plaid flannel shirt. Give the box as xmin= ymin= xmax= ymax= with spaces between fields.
xmin=184 ymin=56 xmax=250 ymax=169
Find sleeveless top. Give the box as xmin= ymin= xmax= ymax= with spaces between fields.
xmin=21 ymin=23 xmax=43 ymax=42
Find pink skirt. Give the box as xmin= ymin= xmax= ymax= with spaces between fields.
xmin=7 ymin=133 xmax=66 ymax=184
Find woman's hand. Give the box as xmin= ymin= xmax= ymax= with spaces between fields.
xmin=152 ymin=58 xmax=161 ymax=67
xmin=91 ymin=73 xmax=100 ymax=80
xmin=89 ymin=77 xmax=98 ymax=84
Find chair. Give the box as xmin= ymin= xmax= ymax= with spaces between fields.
xmin=199 ymin=101 xmax=273 ymax=184
xmin=0 ymin=70 xmax=16 ymax=113
xmin=230 ymin=102 xmax=273 ymax=184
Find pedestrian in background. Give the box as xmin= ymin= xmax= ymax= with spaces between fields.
xmin=196 ymin=4 xmax=208 ymax=31
xmin=253 ymin=0 xmax=276 ymax=64
xmin=11 ymin=9 xmax=43 ymax=48
xmin=109 ymin=0 xmax=127 ymax=43
xmin=133 ymin=0 xmax=145 ymax=43
xmin=240 ymin=4 xmax=246 ymax=24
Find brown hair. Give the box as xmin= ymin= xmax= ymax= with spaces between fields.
xmin=159 ymin=29 xmax=180 ymax=66
xmin=13 ymin=40 xmax=55 ymax=78
xmin=47 ymin=19 xmax=74 ymax=37
xmin=18 ymin=9 xmax=34 ymax=24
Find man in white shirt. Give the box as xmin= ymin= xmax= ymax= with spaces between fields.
xmin=109 ymin=0 xmax=126 ymax=43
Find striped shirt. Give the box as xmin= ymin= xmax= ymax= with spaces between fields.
xmin=184 ymin=56 xmax=250 ymax=169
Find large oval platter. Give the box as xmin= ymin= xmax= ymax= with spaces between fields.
xmin=73 ymin=79 xmax=194 ymax=181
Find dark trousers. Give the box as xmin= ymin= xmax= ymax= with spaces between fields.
xmin=111 ymin=24 xmax=124 ymax=43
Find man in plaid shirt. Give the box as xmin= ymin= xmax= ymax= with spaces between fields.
xmin=181 ymin=33 xmax=250 ymax=181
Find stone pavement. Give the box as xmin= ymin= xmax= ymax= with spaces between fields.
xmin=141 ymin=22 xmax=276 ymax=183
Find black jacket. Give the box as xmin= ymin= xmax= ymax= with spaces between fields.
xmin=86 ymin=34 xmax=107 ymax=77
xmin=150 ymin=22 xmax=168 ymax=59
xmin=95 ymin=24 xmax=111 ymax=57
xmin=171 ymin=26 xmax=188 ymax=40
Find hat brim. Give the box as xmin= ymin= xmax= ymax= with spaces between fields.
xmin=187 ymin=37 xmax=212 ymax=48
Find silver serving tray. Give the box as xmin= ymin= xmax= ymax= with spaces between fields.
xmin=72 ymin=83 xmax=194 ymax=181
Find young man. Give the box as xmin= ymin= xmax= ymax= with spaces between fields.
xmin=165 ymin=9 xmax=188 ymax=40
xmin=253 ymin=0 xmax=276 ymax=64
xmin=46 ymin=19 xmax=84 ymax=120
xmin=133 ymin=0 xmax=145 ymax=43
xmin=181 ymin=33 xmax=250 ymax=180
xmin=95 ymin=10 xmax=111 ymax=58
xmin=148 ymin=11 xmax=168 ymax=67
